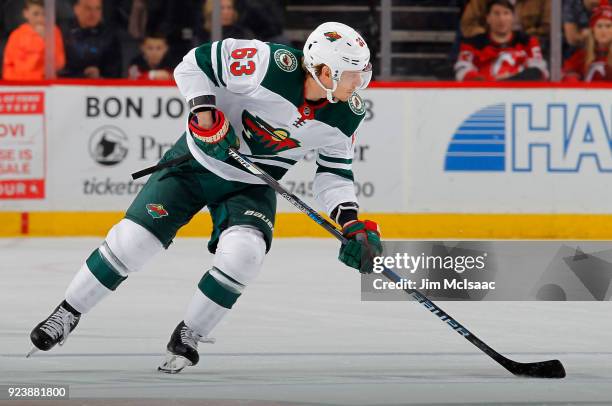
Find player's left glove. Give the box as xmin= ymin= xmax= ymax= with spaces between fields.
xmin=338 ymin=219 xmax=382 ymax=274
xmin=188 ymin=110 xmax=239 ymax=161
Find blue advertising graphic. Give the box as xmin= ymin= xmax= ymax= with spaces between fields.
xmin=445 ymin=102 xmax=612 ymax=173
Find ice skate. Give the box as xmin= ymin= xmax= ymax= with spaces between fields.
xmin=158 ymin=321 xmax=215 ymax=374
xmin=27 ymin=300 xmax=81 ymax=357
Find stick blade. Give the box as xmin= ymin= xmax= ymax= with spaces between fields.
xmin=511 ymin=359 xmax=566 ymax=378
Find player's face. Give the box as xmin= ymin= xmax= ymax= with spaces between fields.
xmin=333 ymin=64 xmax=372 ymax=101
xmin=23 ymin=5 xmax=45 ymax=31
xmin=142 ymin=38 xmax=169 ymax=67
xmin=486 ymin=5 xmax=514 ymax=37
xmin=593 ymin=19 xmax=612 ymax=47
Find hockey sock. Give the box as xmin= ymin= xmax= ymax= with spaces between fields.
xmin=85 ymin=247 xmax=129 ymax=290
xmin=184 ymin=267 xmax=244 ymax=337
xmin=64 ymin=219 xmax=163 ymax=314
xmin=64 ymin=251 xmax=122 ymax=314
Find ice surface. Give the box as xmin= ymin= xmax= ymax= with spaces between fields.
xmin=1 ymin=238 xmax=611 ymax=405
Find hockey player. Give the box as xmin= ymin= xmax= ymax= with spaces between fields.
xmin=28 ymin=22 xmax=382 ymax=373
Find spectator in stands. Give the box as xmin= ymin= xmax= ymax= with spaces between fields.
xmin=193 ymin=0 xmax=253 ymax=44
xmin=563 ymin=2 xmax=612 ymax=81
xmin=461 ymin=0 xmax=551 ymax=43
xmin=127 ymin=33 xmax=173 ymax=80
xmin=455 ymin=0 xmax=549 ymax=81
xmin=235 ymin=0 xmax=290 ymax=44
xmin=128 ymin=0 xmax=198 ymax=66
xmin=563 ymin=0 xmax=609 ymax=47
xmin=60 ymin=0 xmax=122 ymax=78
xmin=2 ymin=0 xmax=65 ymax=80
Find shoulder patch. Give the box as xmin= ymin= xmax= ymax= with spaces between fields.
xmin=348 ymin=93 xmax=365 ymax=115
xmin=274 ymin=49 xmax=298 ymax=72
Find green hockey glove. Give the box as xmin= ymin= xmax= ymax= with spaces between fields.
xmin=338 ymin=219 xmax=382 ymax=273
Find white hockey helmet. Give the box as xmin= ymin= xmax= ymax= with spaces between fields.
xmin=303 ymin=22 xmax=372 ymax=102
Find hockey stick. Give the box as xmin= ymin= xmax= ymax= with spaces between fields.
xmin=228 ymin=148 xmax=566 ymax=379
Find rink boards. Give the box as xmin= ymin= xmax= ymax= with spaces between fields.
xmin=1 ymin=82 xmax=612 ymax=238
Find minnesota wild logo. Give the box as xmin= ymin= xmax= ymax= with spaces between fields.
xmin=241 ymin=110 xmax=300 ymax=154
xmin=274 ymin=49 xmax=297 ymax=72
xmin=348 ymin=93 xmax=365 ymax=115
xmin=146 ymin=203 xmax=168 ymax=219
xmin=324 ymin=31 xmax=342 ymax=42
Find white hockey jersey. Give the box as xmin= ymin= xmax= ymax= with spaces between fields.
xmin=173 ymin=38 xmax=366 ymax=216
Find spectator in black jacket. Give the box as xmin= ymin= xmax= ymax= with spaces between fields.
xmin=193 ymin=0 xmax=253 ymax=44
xmin=128 ymin=0 xmax=198 ymax=67
xmin=128 ymin=33 xmax=173 ymax=80
xmin=60 ymin=0 xmax=122 ymax=78
xmin=235 ymin=0 xmax=290 ymax=44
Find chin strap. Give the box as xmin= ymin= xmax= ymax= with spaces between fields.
xmin=307 ymin=66 xmax=339 ymax=103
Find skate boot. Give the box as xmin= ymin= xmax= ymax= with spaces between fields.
xmin=27 ymin=300 xmax=81 ymax=357
xmin=158 ymin=321 xmax=215 ymax=374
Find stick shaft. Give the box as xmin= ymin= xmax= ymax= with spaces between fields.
xmin=227 ymin=149 xmax=524 ymax=375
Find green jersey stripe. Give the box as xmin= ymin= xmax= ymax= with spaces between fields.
xmin=194 ymin=44 xmax=219 ymax=87
xmin=215 ymin=41 xmax=227 ymax=87
xmin=316 ymin=164 xmax=354 ymax=181
xmin=318 ymin=154 xmax=352 ymax=164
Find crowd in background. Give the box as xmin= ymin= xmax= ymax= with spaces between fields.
xmin=455 ymin=0 xmax=612 ymax=81
xmin=1 ymin=0 xmax=612 ymax=82
xmin=0 ymin=0 xmax=288 ymax=80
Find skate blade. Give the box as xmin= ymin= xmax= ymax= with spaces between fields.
xmin=26 ymin=347 xmax=39 ymax=358
xmin=157 ymin=352 xmax=193 ymax=374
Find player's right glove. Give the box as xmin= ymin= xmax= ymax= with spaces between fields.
xmin=188 ymin=110 xmax=239 ymax=161
xmin=338 ymin=219 xmax=382 ymax=274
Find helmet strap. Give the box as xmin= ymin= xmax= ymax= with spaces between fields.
xmin=307 ymin=66 xmax=339 ymax=103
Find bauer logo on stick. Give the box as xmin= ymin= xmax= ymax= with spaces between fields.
xmin=146 ymin=203 xmax=169 ymax=219
xmin=274 ymin=49 xmax=298 ymax=72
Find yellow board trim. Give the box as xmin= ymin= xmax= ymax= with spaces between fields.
xmin=1 ymin=212 xmax=612 ymax=239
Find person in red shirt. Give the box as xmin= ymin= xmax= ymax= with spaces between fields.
xmin=2 ymin=0 xmax=65 ymax=80
xmin=455 ymin=0 xmax=549 ymax=81
xmin=563 ymin=1 xmax=612 ymax=81
xmin=127 ymin=33 xmax=174 ymax=80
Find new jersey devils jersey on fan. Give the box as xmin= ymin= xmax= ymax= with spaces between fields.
xmin=562 ymin=48 xmax=612 ymax=82
xmin=174 ymin=39 xmax=365 ymax=215
xmin=455 ymin=31 xmax=548 ymax=81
